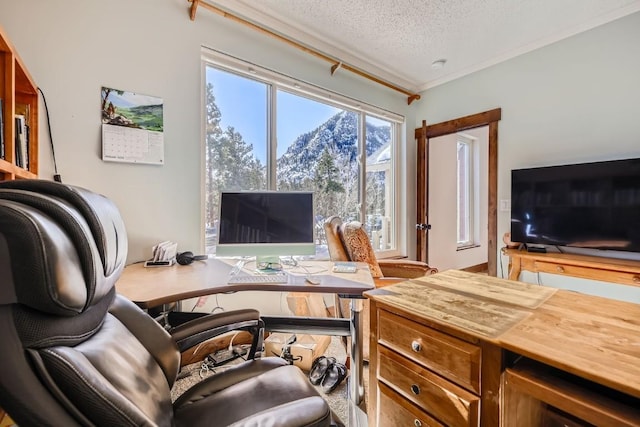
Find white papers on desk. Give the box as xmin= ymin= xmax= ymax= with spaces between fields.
xmin=152 ymin=241 xmax=177 ymax=262
xmin=102 ymin=123 xmax=164 ymax=165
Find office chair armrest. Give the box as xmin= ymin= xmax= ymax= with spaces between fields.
xmin=377 ymin=259 xmax=438 ymax=279
xmin=170 ymin=309 xmax=263 ymax=354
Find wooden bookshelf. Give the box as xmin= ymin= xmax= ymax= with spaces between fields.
xmin=0 ymin=24 xmax=38 ymax=424
xmin=0 ymin=24 xmax=38 ymax=181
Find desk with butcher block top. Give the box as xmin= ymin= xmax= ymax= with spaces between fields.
xmin=365 ymin=270 xmax=640 ymax=426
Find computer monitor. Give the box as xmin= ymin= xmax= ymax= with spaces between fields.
xmin=216 ymin=191 xmax=316 ymax=267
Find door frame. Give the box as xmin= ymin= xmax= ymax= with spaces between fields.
xmin=415 ymin=108 xmax=501 ymax=276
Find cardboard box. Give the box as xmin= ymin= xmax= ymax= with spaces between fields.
xmin=286 ymin=292 xmax=329 ymax=317
xmin=264 ymin=332 xmax=331 ymax=371
xmin=0 ymin=410 xmax=16 ymax=427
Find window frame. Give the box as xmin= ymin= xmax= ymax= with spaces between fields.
xmin=201 ymin=47 xmax=404 ymax=258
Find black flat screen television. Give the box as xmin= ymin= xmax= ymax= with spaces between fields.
xmin=510 ymin=158 xmax=640 ymax=252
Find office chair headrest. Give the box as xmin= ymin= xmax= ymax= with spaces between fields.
xmin=0 ymin=180 xmax=127 ymax=316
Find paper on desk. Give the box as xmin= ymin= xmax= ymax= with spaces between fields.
xmin=152 ymin=241 xmax=178 ymax=262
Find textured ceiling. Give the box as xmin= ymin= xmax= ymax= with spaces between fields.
xmin=207 ymin=0 xmax=640 ymax=93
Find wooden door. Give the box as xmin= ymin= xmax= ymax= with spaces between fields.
xmin=415 ymin=109 xmax=501 ymax=275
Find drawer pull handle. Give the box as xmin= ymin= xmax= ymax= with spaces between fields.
xmin=410 ymin=384 xmax=420 ymax=395
xmin=556 ymin=265 xmax=565 ymax=273
xmin=411 ymin=340 xmax=422 ymax=352
xmin=414 ymin=420 xmax=422 ymax=427
xmin=633 ymin=276 xmax=640 ymax=283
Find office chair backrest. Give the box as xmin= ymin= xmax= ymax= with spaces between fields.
xmin=0 ymin=180 xmax=180 ymax=426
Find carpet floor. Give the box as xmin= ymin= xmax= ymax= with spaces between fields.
xmin=171 ymin=336 xmax=358 ymax=425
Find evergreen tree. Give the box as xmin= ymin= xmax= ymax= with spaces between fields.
xmin=204 ymin=83 xmax=223 ymax=227
xmin=313 ymin=146 xmax=345 ymax=216
xmin=204 ymin=83 xmax=265 ymax=228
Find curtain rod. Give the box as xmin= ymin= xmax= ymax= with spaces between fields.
xmin=188 ymin=0 xmax=421 ymax=105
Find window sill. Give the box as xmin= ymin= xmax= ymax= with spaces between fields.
xmin=457 ymin=243 xmax=481 ymax=252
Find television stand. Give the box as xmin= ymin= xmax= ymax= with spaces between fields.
xmin=525 ymin=245 xmax=547 ymax=253
xmin=502 ymin=248 xmax=640 ymax=287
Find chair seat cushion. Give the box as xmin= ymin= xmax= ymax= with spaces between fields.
xmin=173 ymin=357 xmax=331 ymax=427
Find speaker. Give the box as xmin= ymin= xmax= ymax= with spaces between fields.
xmin=176 ymin=251 xmax=208 ymax=265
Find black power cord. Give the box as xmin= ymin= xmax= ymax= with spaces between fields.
xmin=36 ymin=87 xmax=61 ymax=182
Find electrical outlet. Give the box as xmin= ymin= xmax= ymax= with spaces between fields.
xmin=500 ymin=199 xmax=511 ymax=211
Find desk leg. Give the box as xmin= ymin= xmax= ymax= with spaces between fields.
xmin=350 ymin=298 xmax=364 ymax=406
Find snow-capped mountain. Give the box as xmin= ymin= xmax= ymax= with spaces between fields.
xmin=276 ymin=111 xmax=390 ymax=184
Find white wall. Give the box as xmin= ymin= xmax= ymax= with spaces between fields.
xmin=0 ymin=0 xmax=414 ymax=264
xmin=416 ymin=11 xmax=640 ymax=302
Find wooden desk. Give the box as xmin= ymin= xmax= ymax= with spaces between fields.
xmin=116 ymin=257 xmax=374 ymax=411
xmin=503 ymin=248 xmax=640 ymax=287
xmin=116 ymin=258 xmax=374 ymax=308
xmin=365 ymin=270 xmax=640 ymax=426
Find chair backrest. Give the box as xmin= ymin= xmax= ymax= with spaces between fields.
xmin=323 ymin=216 xmax=383 ymax=278
xmin=323 ymin=216 xmax=350 ymax=262
xmin=0 ymin=180 xmax=180 ymax=426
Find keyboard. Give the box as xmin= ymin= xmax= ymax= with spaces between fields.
xmin=227 ymin=273 xmax=288 ymax=284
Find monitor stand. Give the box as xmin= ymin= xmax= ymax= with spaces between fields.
xmin=256 ymin=255 xmax=283 ymax=272
xmin=526 ymin=244 xmax=547 ymax=254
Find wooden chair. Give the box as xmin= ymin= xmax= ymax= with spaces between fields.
xmin=323 ymin=216 xmax=438 ymax=359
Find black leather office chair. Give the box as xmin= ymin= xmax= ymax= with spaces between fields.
xmin=0 ymin=180 xmax=339 ymax=427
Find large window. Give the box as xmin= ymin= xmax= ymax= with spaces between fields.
xmin=202 ymin=49 xmax=401 ymax=257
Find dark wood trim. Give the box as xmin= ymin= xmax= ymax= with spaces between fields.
xmin=415 ymin=108 xmax=501 ymax=276
xmin=416 ymin=120 xmax=428 ymax=263
xmin=415 ymin=108 xmax=502 ymax=140
xmin=487 ymin=121 xmax=499 ymax=276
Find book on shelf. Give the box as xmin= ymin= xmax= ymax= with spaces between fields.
xmin=0 ymin=98 xmax=4 ymax=160
xmin=14 ymin=114 xmax=28 ymax=169
xmin=15 ymin=103 xmax=31 ymax=170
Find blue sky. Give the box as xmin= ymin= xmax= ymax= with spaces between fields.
xmin=206 ymin=67 xmax=339 ymax=164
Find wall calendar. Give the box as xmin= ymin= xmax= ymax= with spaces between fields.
xmin=100 ymin=87 xmax=164 ymax=165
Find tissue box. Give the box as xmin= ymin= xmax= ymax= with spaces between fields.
xmin=264 ymin=332 xmax=331 ymax=371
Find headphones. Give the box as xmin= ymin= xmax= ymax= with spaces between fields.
xmin=176 ymin=251 xmax=208 ymax=265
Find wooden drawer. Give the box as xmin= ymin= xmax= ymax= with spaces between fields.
xmin=378 ymin=346 xmax=480 ymax=427
xmin=533 ymin=261 xmax=640 ymax=287
xmin=377 ymin=309 xmax=481 ymax=394
xmin=378 ymin=382 xmax=445 ymax=427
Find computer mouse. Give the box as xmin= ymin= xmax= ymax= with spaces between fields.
xmin=305 ymin=276 xmax=320 ymax=285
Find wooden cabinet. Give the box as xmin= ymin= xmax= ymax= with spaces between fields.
xmin=368 ymin=276 xmax=501 ymax=426
xmin=377 ymin=310 xmax=481 ymax=394
xmin=0 ymin=24 xmax=39 ymax=181
xmin=366 ymin=270 xmax=640 ymax=426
